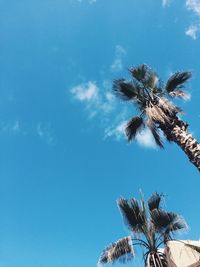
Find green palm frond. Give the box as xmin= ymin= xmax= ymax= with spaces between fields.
xmin=147 ymin=119 xmax=164 ymax=148
xmin=150 ymin=210 xmax=186 ymax=234
xmin=125 ymin=116 xmax=144 ymax=142
xmin=148 ymin=192 xmax=162 ymax=211
xmin=98 ymin=236 xmax=134 ymax=266
xmin=165 ymin=71 xmax=192 ymax=93
xmin=113 ymin=79 xmax=140 ymax=101
xmin=118 ymin=198 xmax=145 ymax=232
xmin=129 ymin=64 xmax=148 ymax=82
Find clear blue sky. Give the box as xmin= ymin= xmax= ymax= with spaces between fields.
xmin=0 ymin=0 xmax=200 ymax=266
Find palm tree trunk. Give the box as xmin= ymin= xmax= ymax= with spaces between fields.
xmin=146 ymin=251 xmax=168 ymax=267
xmin=159 ymin=117 xmax=200 ymax=171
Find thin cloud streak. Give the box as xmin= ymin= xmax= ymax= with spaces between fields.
xmin=110 ymin=45 xmax=126 ymax=72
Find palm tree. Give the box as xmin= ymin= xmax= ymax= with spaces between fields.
xmin=98 ymin=192 xmax=187 ymax=267
xmin=113 ymin=64 xmax=200 ymax=171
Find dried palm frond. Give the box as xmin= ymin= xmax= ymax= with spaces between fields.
xmin=148 ymin=192 xmax=163 ymax=211
xmin=125 ymin=116 xmax=144 ymax=142
xmin=158 ymin=98 xmax=182 ymax=116
xmin=98 ymin=236 xmax=134 ymax=266
xmin=146 ymin=105 xmax=170 ymax=124
xmin=165 ymin=71 xmax=192 ymax=93
xmin=169 ymin=90 xmax=191 ymax=100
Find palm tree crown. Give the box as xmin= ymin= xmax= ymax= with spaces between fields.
xmin=113 ymin=64 xmax=200 ymax=171
xmin=98 ymin=192 xmax=187 ymax=267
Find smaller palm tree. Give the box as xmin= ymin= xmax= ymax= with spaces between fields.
xmin=98 ymin=192 xmax=187 ymax=267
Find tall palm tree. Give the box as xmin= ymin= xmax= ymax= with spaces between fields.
xmin=113 ymin=64 xmax=200 ymax=171
xmin=98 ymin=192 xmax=187 ymax=267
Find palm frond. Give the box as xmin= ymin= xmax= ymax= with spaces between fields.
xmin=148 ymin=192 xmax=163 ymax=211
xmin=129 ymin=64 xmax=148 ymax=82
xmin=165 ymin=71 xmax=192 ymax=93
xmin=147 ymin=119 xmax=164 ymax=148
xmin=146 ymin=105 xmax=170 ymax=124
xmin=113 ymin=79 xmax=140 ymax=101
xmin=169 ymin=90 xmax=191 ymax=100
xmin=150 ymin=210 xmax=186 ymax=234
xmin=117 ymin=198 xmax=145 ymax=232
xmin=125 ymin=116 xmax=144 ymax=142
xmin=98 ymin=236 xmax=134 ymax=266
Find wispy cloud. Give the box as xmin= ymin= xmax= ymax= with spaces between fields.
xmin=185 ymin=0 xmax=200 ymax=39
xmin=77 ymin=0 xmax=96 ymax=4
xmin=185 ymin=25 xmax=199 ymax=39
xmin=36 ymin=123 xmax=55 ymax=146
xmin=0 ymin=120 xmax=22 ymax=135
xmin=162 ymin=0 xmax=171 ymax=8
xmin=71 ymin=81 xmax=98 ymax=102
xmin=70 ymin=80 xmax=115 ymax=118
xmin=110 ymin=45 xmax=126 ymax=72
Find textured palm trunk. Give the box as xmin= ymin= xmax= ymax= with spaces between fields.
xmin=159 ymin=117 xmax=200 ymax=172
xmin=146 ymin=251 xmax=168 ymax=267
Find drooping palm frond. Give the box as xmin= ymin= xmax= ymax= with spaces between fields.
xmin=158 ymin=98 xmax=183 ymax=116
xmin=117 ymin=198 xmax=145 ymax=232
xmin=148 ymin=192 xmax=162 ymax=211
xmin=113 ymin=79 xmax=140 ymax=101
xmin=147 ymin=119 xmax=164 ymax=148
xmin=165 ymin=71 xmax=192 ymax=93
xmin=125 ymin=116 xmax=144 ymax=142
xmin=98 ymin=236 xmax=134 ymax=266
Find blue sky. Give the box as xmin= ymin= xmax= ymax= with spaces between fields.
xmin=0 ymin=0 xmax=200 ymax=266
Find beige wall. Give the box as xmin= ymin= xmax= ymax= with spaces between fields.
xmin=165 ymin=240 xmax=200 ymax=267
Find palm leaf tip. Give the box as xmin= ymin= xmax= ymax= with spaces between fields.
xmin=113 ymin=79 xmax=138 ymax=101
xmin=125 ymin=116 xmax=144 ymax=142
xmin=147 ymin=119 xmax=164 ymax=148
xmin=148 ymin=192 xmax=162 ymax=211
xmin=98 ymin=237 xmax=134 ymax=266
xmin=165 ymin=71 xmax=192 ymax=93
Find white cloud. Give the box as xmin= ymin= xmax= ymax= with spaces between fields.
xmin=185 ymin=25 xmax=199 ymax=39
xmin=70 ymin=80 xmax=115 ymax=118
xmin=104 ymin=121 xmax=126 ymax=141
xmin=162 ymin=0 xmax=171 ymax=7
xmin=104 ymin=121 xmax=157 ymax=149
xmin=186 ymin=0 xmax=200 ymax=16
xmin=36 ymin=123 xmax=55 ymax=145
xmin=71 ymin=81 xmax=98 ymax=102
xmin=136 ymin=128 xmax=157 ymax=149
xmin=110 ymin=45 xmax=126 ymax=72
